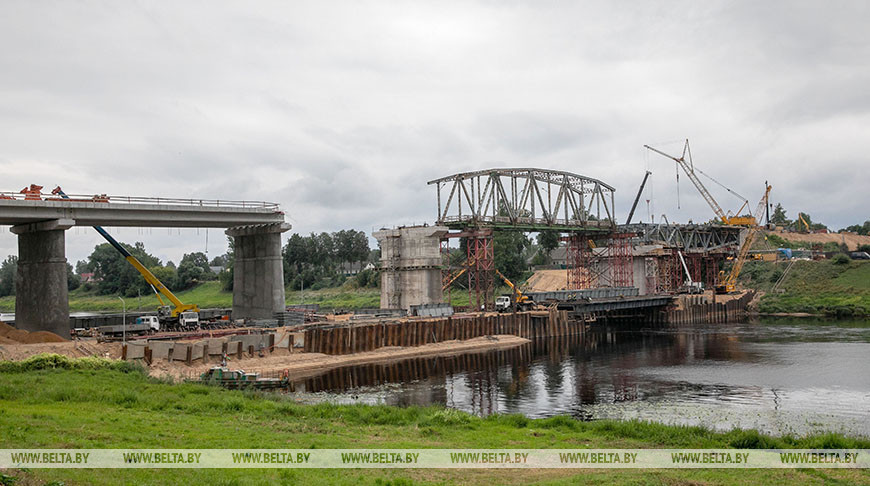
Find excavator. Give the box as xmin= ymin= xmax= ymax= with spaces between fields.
xmin=494 ymin=269 xmax=535 ymax=312
xmin=52 ymin=187 xmax=200 ymax=329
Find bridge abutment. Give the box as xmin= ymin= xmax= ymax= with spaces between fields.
xmin=226 ymin=223 xmax=291 ymax=321
xmin=11 ymin=219 xmax=75 ymax=338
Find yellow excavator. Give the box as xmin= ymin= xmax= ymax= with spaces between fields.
xmin=52 ymin=187 xmax=200 ymax=328
xmin=494 ymin=269 xmax=535 ymax=312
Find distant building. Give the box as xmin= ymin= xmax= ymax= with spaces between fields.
xmin=339 ymin=261 xmax=376 ymax=276
xmin=79 ymin=272 xmax=100 ymax=283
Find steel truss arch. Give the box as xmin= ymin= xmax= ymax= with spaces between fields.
xmin=428 ymin=168 xmax=616 ymax=230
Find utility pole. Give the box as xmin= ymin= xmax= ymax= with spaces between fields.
xmin=118 ymin=296 xmax=126 ymax=346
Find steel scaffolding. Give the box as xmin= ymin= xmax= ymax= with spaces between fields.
xmin=466 ymin=234 xmax=494 ymax=310
xmin=567 ymin=234 xmax=593 ymax=289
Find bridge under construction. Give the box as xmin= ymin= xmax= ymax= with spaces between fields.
xmin=376 ymin=167 xmax=750 ymax=313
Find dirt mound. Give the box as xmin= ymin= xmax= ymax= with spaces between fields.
xmin=0 ymin=321 xmax=15 ymax=337
xmin=5 ymin=329 xmax=29 ymax=342
xmin=765 ymin=230 xmax=870 ymax=251
xmin=20 ymin=331 xmax=67 ymax=344
xmin=0 ymin=336 xmax=16 ymax=344
xmin=524 ymin=270 xmax=568 ymax=292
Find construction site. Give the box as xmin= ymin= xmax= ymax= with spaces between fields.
xmin=0 ymin=140 xmax=778 ymax=384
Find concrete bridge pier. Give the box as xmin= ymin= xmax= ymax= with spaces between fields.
xmin=226 ymin=223 xmax=291 ymax=321
xmin=11 ymin=219 xmax=75 ymax=338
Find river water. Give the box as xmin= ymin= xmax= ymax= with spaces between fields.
xmin=286 ymin=318 xmax=870 ymax=437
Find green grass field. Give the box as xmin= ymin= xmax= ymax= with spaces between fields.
xmin=0 ymin=281 xmax=503 ymax=314
xmin=740 ymin=260 xmax=870 ymax=316
xmin=1 ymin=357 xmax=868 ymax=485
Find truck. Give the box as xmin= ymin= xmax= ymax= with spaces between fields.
xmin=494 ymin=270 xmax=536 ymax=312
xmin=52 ymin=186 xmax=201 ymax=329
xmin=97 ymin=316 xmax=160 ymax=337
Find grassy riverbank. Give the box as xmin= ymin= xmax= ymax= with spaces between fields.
xmin=1 ymin=356 xmax=869 ymax=485
xmin=740 ymin=260 xmax=870 ymax=316
xmin=0 ymin=282 xmax=486 ymax=314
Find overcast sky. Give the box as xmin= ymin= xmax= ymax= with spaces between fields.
xmin=1 ymin=1 xmax=868 ymax=265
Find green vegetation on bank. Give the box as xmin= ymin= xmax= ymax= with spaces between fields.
xmin=0 ymin=281 xmax=511 ymax=313
xmin=1 ymin=359 xmax=869 ymax=485
xmin=739 ymin=259 xmax=870 ymax=316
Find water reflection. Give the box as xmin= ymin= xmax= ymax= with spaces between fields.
xmin=287 ymin=319 xmax=870 ymax=437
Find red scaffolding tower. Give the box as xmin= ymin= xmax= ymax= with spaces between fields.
xmin=608 ymin=233 xmax=635 ymax=288
xmin=466 ymin=233 xmax=494 ymax=310
xmin=567 ymin=233 xmax=593 ymax=289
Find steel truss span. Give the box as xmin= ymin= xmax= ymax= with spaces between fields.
xmin=621 ymin=223 xmax=743 ymax=253
xmin=428 ymin=168 xmax=616 ymax=230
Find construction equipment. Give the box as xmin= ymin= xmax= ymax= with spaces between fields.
xmin=676 ymin=251 xmax=703 ymax=294
xmin=797 ymin=213 xmax=811 ymax=233
xmin=52 ymin=186 xmax=200 ymax=327
xmin=644 ymin=140 xmax=757 ymax=226
xmin=494 ymin=269 xmax=535 ymax=312
xmin=626 ymin=170 xmax=652 ymax=224
xmin=715 ymin=184 xmax=772 ymax=293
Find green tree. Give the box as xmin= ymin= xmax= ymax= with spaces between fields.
xmin=0 ymin=256 xmax=18 ymax=297
xmin=494 ymin=231 xmax=530 ymax=282
xmin=770 ymin=203 xmax=790 ymax=226
xmin=536 ymin=230 xmax=561 ymax=264
xmin=220 ymin=237 xmax=235 ymax=291
xmin=66 ymin=263 xmax=80 ymax=291
xmin=88 ymin=242 xmax=161 ymax=297
xmin=177 ymin=252 xmax=214 ymax=289
xmin=150 ymin=265 xmax=179 ymax=291
xmin=842 ymin=220 xmax=870 ymax=236
xmin=74 ymin=259 xmax=88 ymax=275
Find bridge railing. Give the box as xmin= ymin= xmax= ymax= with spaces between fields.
xmin=0 ymin=191 xmax=280 ymax=211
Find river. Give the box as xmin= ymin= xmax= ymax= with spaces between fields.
xmin=285 ymin=318 xmax=870 ymax=437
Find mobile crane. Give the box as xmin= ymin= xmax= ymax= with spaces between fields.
xmin=52 ymin=187 xmax=200 ymax=329
xmin=644 ymin=140 xmax=758 ymax=227
xmin=716 ymin=184 xmax=771 ymax=293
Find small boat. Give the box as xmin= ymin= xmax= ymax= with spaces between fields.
xmin=198 ymin=366 xmax=288 ymax=390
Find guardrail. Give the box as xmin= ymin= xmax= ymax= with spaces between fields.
xmin=0 ymin=191 xmax=280 ymax=210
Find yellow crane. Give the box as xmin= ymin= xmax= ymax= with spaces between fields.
xmin=644 ymin=140 xmax=758 ymax=226
xmin=52 ymin=186 xmax=200 ymax=326
xmin=716 ymin=184 xmax=772 ymax=293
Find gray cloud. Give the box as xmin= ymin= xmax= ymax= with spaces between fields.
xmin=1 ymin=0 xmax=869 ymax=264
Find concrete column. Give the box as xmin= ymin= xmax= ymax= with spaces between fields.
xmin=226 ymin=223 xmax=291 ymax=321
xmin=373 ymin=225 xmax=448 ymax=311
xmin=11 ymin=219 xmax=75 ymax=338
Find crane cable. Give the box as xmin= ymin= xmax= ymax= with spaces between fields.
xmin=694 ymin=167 xmax=749 ymax=206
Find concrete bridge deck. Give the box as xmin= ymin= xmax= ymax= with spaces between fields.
xmin=0 ymin=193 xmax=284 ymax=228
xmin=0 ymin=190 xmax=290 ymax=338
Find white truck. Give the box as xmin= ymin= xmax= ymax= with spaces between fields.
xmin=97 ymin=315 xmax=160 ymax=337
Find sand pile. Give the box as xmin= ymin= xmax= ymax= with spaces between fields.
xmin=0 ymin=322 xmax=67 ymax=344
xmin=524 ymin=269 xmax=568 ymax=292
xmin=21 ymin=331 xmax=67 ymax=344
xmin=0 ymin=321 xmax=15 ymax=337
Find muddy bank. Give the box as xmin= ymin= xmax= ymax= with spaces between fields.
xmin=148 ymin=334 xmax=530 ymax=380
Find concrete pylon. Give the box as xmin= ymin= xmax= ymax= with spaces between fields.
xmin=226 ymin=222 xmax=291 ymax=321
xmin=373 ymin=225 xmax=448 ymax=311
xmin=10 ymin=219 xmax=75 ymax=338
